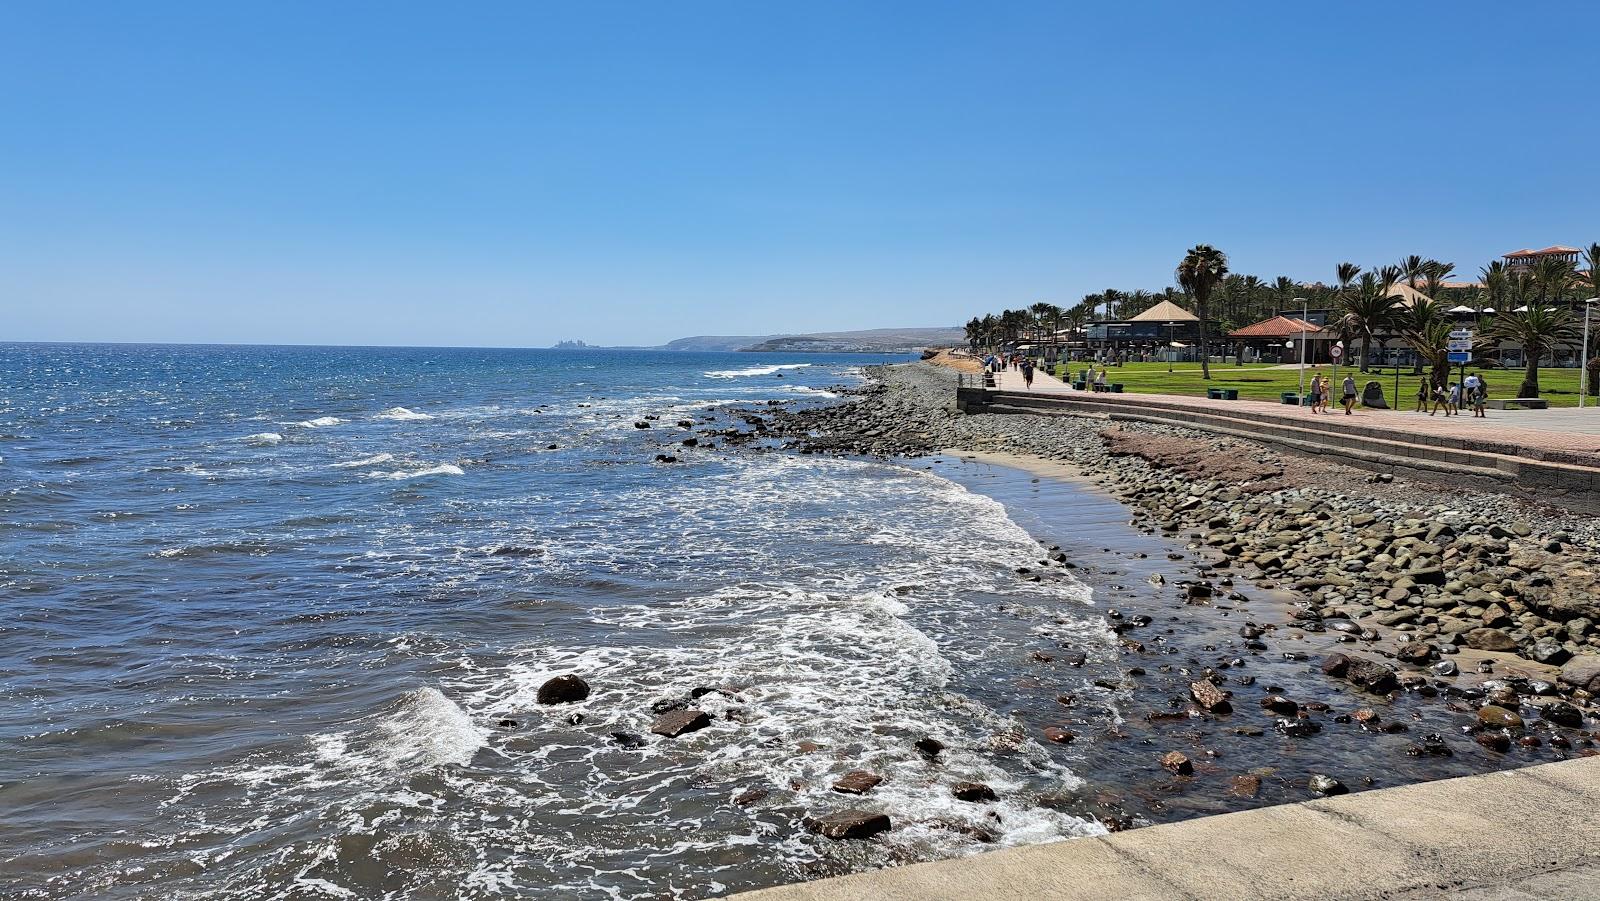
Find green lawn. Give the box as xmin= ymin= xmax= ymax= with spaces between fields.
xmin=1050 ymin=361 xmax=1593 ymax=408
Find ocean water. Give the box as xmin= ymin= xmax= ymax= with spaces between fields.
xmin=0 ymin=344 xmax=1115 ymax=900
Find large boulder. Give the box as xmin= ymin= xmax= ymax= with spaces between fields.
xmin=806 ymin=810 xmax=891 ymax=840
xmin=1465 ymin=628 xmax=1518 ymax=652
xmin=650 ymin=708 xmax=711 ymax=737
xmin=1559 ymin=656 xmax=1600 ymax=693
xmin=537 ymin=675 xmax=591 ymax=705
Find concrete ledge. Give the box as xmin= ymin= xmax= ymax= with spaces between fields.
xmin=731 ymin=756 xmax=1600 ymax=901
xmin=961 ymin=389 xmax=1600 ymax=512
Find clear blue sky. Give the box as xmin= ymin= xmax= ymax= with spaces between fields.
xmin=3 ymin=2 xmax=1596 ymax=347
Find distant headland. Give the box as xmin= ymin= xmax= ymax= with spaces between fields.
xmin=550 ymin=327 xmax=963 ymax=354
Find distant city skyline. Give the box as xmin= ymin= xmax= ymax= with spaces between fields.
xmin=3 ymin=2 xmax=1597 ymax=347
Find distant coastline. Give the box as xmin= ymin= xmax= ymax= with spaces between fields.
xmin=551 ymin=326 xmax=963 ymax=354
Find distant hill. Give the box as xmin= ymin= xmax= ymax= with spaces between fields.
xmin=662 ymin=327 xmax=964 ymax=354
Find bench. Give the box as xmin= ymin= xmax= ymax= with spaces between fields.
xmin=1484 ymin=398 xmax=1549 ymax=410
xmin=1281 ymin=392 xmax=1301 ymax=406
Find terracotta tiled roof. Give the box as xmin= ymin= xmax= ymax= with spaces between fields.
xmin=1228 ymin=316 xmax=1325 ymax=339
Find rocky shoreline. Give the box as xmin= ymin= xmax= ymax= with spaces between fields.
xmin=751 ymin=362 xmax=1600 ymax=804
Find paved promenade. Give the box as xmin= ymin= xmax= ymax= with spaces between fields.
xmin=980 ymin=367 xmax=1600 ymax=461
xmin=733 ymin=755 xmax=1600 ymax=900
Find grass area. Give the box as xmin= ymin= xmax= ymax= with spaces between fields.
xmin=1048 ymin=361 xmax=1595 ymax=408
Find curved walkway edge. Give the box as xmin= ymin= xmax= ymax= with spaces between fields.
xmin=731 ymin=755 xmax=1600 ymax=900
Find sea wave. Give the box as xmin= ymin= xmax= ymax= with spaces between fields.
xmin=375 ymin=407 xmax=434 ymax=421
xmin=331 ymin=453 xmax=395 ymax=468
xmin=239 ymin=432 xmax=283 ymax=445
xmin=370 ymin=463 xmax=465 ymax=480
xmin=703 ymin=363 xmax=812 ymax=379
xmin=783 ymin=386 xmax=839 ymax=398
xmin=295 ymin=416 xmax=346 ymax=428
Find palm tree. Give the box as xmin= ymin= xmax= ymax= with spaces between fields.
xmin=1175 ymin=244 xmax=1229 ymax=379
xmin=1271 ymin=276 xmax=1297 ymax=313
xmin=1399 ymin=255 xmax=1427 ymax=290
xmin=1335 ymin=262 xmax=1362 ymax=294
xmin=1486 ymin=305 xmax=1579 ymax=398
xmin=1531 ymin=255 xmax=1575 ymax=307
xmin=1029 ymin=301 xmax=1055 ymax=347
xmin=1398 ymin=298 xmax=1454 ymax=389
xmin=1340 ymin=271 xmax=1403 ymax=372
xmin=964 ymin=317 xmax=983 ymax=351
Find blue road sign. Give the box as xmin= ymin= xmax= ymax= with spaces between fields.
xmin=1448 ymin=351 xmax=1472 ymax=363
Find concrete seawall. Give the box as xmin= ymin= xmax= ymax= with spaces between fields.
xmin=732 ymin=755 xmax=1600 ymax=900
xmin=955 ymin=387 xmax=1600 ymax=513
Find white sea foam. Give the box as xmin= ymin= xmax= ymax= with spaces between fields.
xmin=783 ymin=385 xmax=839 ymax=398
xmin=703 ymin=363 xmax=812 ymax=379
xmin=295 ymin=416 xmax=346 ymax=428
xmin=371 ymin=463 xmax=465 ymax=480
xmin=371 ymin=687 xmax=485 ymax=770
xmin=239 ymin=432 xmax=283 ymax=445
xmin=375 ymin=406 xmax=433 ymax=421
xmin=331 ymin=453 xmax=395 ymax=468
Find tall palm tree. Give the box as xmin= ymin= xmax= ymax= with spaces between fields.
xmin=1029 ymin=301 xmax=1056 ymax=346
xmin=1175 ymin=244 xmax=1229 ymax=379
xmin=1340 ymin=271 xmax=1403 ymax=372
xmin=1399 ymin=298 xmax=1454 ymax=388
xmin=1487 ymin=305 xmax=1579 ymax=398
xmin=1335 ymin=262 xmax=1362 ymax=294
xmin=964 ymin=317 xmax=983 ymax=351
xmin=1125 ymin=289 xmax=1152 ymax=320
xmin=1271 ymin=276 xmax=1297 ymax=313
xmin=1399 ymin=255 xmax=1427 ymax=290
xmin=1531 ymin=255 xmax=1574 ymax=307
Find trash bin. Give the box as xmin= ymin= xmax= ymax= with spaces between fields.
xmin=1073 ymin=381 xmax=1086 ymax=391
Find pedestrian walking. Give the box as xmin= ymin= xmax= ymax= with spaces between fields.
xmin=1415 ymin=379 xmax=1429 ymax=412
xmin=1341 ymin=374 xmax=1357 ymax=415
xmin=1021 ymin=357 xmax=1035 ymax=389
xmin=1308 ymin=374 xmax=1323 ymax=414
xmin=1471 ymin=373 xmax=1489 ymax=417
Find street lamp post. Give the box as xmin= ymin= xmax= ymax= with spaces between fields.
xmin=1295 ymin=297 xmax=1308 ymax=402
xmin=1582 ymin=298 xmax=1598 ymax=409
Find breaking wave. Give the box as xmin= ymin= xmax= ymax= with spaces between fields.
xmin=375 ymin=407 xmax=434 ymax=421
xmin=703 ymin=363 xmax=812 ymax=379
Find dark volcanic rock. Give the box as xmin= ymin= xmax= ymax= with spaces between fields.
xmin=650 ymin=708 xmax=712 ymax=737
xmin=1161 ymin=751 xmax=1194 ymax=775
xmin=1189 ymin=680 xmax=1233 ymax=714
xmin=831 ymin=770 xmax=884 ymax=795
xmin=1540 ymin=702 xmax=1584 ymax=728
xmin=610 ymin=731 xmax=648 ymax=749
xmin=1308 ymin=774 xmax=1347 ymax=796
xmin=1476 ymin=705 xmax=1524 ymax=731
xmin=951 ymin=781 xmax=997 ymax=802
xmin=915 ymin=736 xmax=945 ymax=758
xmin=1229 ymin=774 xmax=1262 ymax=798
xmin=806 ymin=810 xmax=891 ymax=840
xmin=1260 ymin=695 xmax=1298 ymax=716
xmin=537 ymin=675 xmax=591 ymax=705
xmin=1043 ymin=726 xmax=1077 ymax=744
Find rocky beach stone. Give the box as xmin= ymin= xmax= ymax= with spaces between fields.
xmin=1229 ymin=774 xmax=1262 ymax=798
xmin=1308 ymin=774 xmax=1347 ymax=796
xmin=650 ymin=709 xmax=711 ymax=737
xmin=536 ymin=675 xmax=591 ymax=705
xmin=831 ymin=770 xmax=883 ymax=795
xmin=1476 ymin=705 xmax=1524 ymax=730
xmin=951 ymin=781 xmax=997 ymax=802
xmin=1042 ymin=727 xmax=1076 ymax=744
xmin=1465 ymin=628 xmax=1518 ymax=652
xmin=1160 ymin=751 xmax=1193 ymax=775
xmin=805 ymin=810 xmax=891 ymax=840
xmin=1189 ymin=680 xmax=1232 ymax=713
